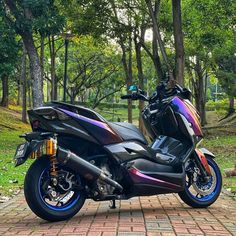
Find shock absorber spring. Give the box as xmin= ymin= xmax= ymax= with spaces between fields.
xmin=46 ymin=138 xmax=58 ymax=178
xmin=50 ymin=155 xmax=58 ymax=177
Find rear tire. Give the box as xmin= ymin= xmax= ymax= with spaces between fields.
xmin=178 ymin=156 xmax=222 ymax=208
xmin=24 ymin=157 xmax=85 ymax=222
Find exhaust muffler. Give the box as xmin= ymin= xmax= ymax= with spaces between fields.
xmin=57 ymin=147 xmax=123 ymax=192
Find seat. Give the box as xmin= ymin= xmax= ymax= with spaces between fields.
xmin=109 ymin=122 xmax=148 ymax=145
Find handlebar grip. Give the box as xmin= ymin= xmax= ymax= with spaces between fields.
xmin=121 ymin=94 xmax=133 ymax=99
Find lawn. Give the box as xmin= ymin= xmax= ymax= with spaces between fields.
xmin=96 ymin=107 xmax=140 ymax=124
xmin=0 ymin=106 xmax=235 ymax=199
xmin=203 ymin=135 xmax=236 ymax=193
xmin=0 ymin=106 xmax=31 ymax=197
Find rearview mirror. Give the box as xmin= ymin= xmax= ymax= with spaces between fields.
xmin=128 ymin=85 xmax=138 ymax=92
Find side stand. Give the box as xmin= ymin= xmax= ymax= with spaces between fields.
xmin=109 ymin=199 xmax=116 ymax=209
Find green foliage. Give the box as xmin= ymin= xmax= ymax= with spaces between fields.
xmin=47 ymin=35 xmax=125 ymax=104
xmin=214 ymin=46 xmax=236 ymax=98
xmin=0 ymin=16 xmax=20 ymax=76
xmin=183 ymin=0 xmax=235 ymax=68
xmin=183 ymin=0 xmax=235 ymax=51
xmin=1 ymin=0 xmax=64 ymax=36
xmin=206 ymin=99 xmax=229 ymax=113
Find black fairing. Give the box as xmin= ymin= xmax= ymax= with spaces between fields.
xmin=142 ymin=105 xmax=179 ymax=140
xmin=27 ymin=104 xmax=123 ymax=145
xmin=151 ymin=136 xmax=192 ymax=166
xmin=104 ymin=141 xmax=153 ymax=164
xmin=49 ymin=101 xmax=106 ymax=122
xmin=144 ymin=105 xmax=179 ymax=139
xmin=28 ymin=108 xmax=99 ymax=144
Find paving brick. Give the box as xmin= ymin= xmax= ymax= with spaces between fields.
xmin=0 ymin=191 xmax=236 ymax=236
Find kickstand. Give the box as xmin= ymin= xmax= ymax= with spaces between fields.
xmin=109 ymin=199 xmax=116 ymax=209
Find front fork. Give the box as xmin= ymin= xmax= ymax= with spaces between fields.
xmin=193 ymin=149 xmax=212 ymax=181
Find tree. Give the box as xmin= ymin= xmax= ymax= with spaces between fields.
xmin=145 ymin=0 xmax=174 ymax=81
xmin=0 ymin=13 xmax=19 ymax=108
xmin=54 ymin=36 xmax=124 ymax=105
xmin=69 ymin=0 xmax=135 ymax=122
xmin=182 ymin=0 xmax=235 ymax=125
xmin=21 ymin=44 xmax=27 ymax=123
xmin=1 ymin=0 xmax=64 ymax=107
xmin=172 ymin=0 xmax=184 ymax=86
xmin=214 ymin=50 xmax=236 ymax=115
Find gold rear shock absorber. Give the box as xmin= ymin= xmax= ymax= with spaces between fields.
xmin=46 ymin=138 xmax=58 ymax=177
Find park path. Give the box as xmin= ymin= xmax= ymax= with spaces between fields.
xmin=0 ymin=192 xmax=236 ymax=236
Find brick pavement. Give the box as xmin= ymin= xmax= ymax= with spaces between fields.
xmin=0 ymin=192 xmax=236 ymax=236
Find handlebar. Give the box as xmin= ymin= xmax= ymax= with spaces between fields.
xmin=121 ymin=94 xmax=133 ymax=100
xmin=121 ymin=93 xmax=149 ymax=101
xmin=121 ymin=83 xmax=191 ymax=103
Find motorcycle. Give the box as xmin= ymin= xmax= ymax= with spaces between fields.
xmin=14 ymin=82 xmax=222 ymax=222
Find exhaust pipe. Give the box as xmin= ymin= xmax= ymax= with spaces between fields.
xmin=57 ymin=147 xmax=123 ymax=192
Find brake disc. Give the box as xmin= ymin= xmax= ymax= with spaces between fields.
xmin=192 ymin=166 xmax=217 ymax=196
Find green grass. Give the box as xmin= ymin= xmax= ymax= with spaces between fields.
xmin=96 ymin=107 xmax=140 ymax=124
xmin=203 ymin=135 xmax=236 ymax=193
xmin=0 ymin=107 xmax=31 ymax=197
xmin=0 ymin=131 xmax=33 ymax=196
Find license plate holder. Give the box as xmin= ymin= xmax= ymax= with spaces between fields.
xmin=14 ymin=142 xmax=29 ymax=159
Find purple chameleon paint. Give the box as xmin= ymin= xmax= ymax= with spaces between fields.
xmin=58 ymin=108 xmax=118 ymax=135
xmin=171 ymin=97 xmax=203 ymax=137
xmin=129 ymin=167 xmax=182 ymax=190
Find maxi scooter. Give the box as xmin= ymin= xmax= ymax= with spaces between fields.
xmin=14 ymin=82 xmax=222 ymax=221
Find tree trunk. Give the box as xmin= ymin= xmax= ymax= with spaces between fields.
xmin=0 ymin=74 xmax=9 ymax=108
xmin=21 ymin=45 xmax=27 ymax=123
xmin=134 ymin=30 xmax=145 ymax=132
xmin=228 ymin=97 xmax=235 ymax=115
xmin=172 ymin=0 xmax=184 ymax=86
xmin=127 ymin=35 xmax=133 ymax=123
xmin=121 ymin=38 xmax=133 ymax=123
xmin=110 ymin=0 xmax=133 ymax=123
xmin=28 ymin=80 xmax=32 ymax=108
xmin=49 ymin=35 xmax=57 ymax=100
xmin=22 ymin=32 xmax=43 ymax=108
xmin=145 ymin=0 xmax=174 ymax=81
xmin=152 ymin=0 xmax=164 ymax=80
xmin=194 ymin=59 xmax=207 ymax=126
xmin=40 ymin=34 xmax=45 ymax=102
xmin=152 ymin=29 xmax=164 ymax=80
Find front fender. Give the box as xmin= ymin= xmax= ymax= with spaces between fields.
xmin=199 ymin=148 xmax=215 ymax=158
xmin=195 ymin=148 xmax=213 ymax=176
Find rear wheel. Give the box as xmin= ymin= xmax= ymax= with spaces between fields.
xmin=178 ymin=156 xmax=222 ymax=208
xmin=24 ymin=157 xmax=85 ymax=222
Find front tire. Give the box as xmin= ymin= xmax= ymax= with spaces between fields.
xmin=24 ymin=157 xmax=85 ymax=222
xmin=178 ymin=156 xmax=222 ymax=208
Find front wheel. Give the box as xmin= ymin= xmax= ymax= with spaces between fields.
xmin=24 ymin=157 xmax=85 ymax=221
xmin=178 ymin=156 xmax=222 ymax=208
